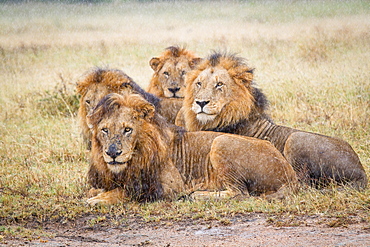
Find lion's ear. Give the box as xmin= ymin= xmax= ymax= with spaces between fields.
xmin=236 ymin=69 xmax=254 ymax=86
xmin=86 ymin=106 xmax=104 ymax=129
xmin=135 ymin=101 xmax=155 ymax=120
xmin=189 ymin=57 xmax=202 ymax=69
xmin=149 ymin=57 xmax=161 ymax=71
xmin=86 ymin=114 xmax=94 ymax=129
xmin=86 ymin=98 xmax=107 ymax=128
xmin=76 ymin=82 xmax=86 ymax=95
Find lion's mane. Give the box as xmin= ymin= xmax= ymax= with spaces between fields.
xmin=76 ymin=68 xmax=160 ymax=148
xmin=87 ymin=93 xmax=171 ymax=202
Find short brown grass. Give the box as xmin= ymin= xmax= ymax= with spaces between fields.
xmin=0 ymin=0 xmax=369 ymax=241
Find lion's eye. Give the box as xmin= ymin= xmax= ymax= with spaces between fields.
xmin=101 ymin=128 xmax=109 ymax=134
xmin=85 ymin=100 xmax=91 ymax=105
xmin=181 ymin=70 xmax=186 ymax=76
xmin=196 ymin=81 xmax=202 ymax=87
xmin=163 ymin=71 xmax=169 ymax=77
xmin=124 ymin=127 xmax=132 ymax=134
xmin=215 ymin=82 xmax=224 ymax=89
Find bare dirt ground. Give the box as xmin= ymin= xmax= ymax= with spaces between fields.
xmin=2 ymin=214 xmax=370 ymax=247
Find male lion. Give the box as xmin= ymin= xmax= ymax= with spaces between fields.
xmin=76 ymin=68 xmax=160 ymax=149
xmin=86 ymin=93 xmax=297 ymax=205
xmin=147 ymin=46 xmax=201 ymax=123
xmin=176 ymin=52 xmax=368 ymax=190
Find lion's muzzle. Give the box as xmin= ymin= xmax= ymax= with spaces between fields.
xmin=166 ymin=87 xmax=183 ymax=98
xmin=192 ymin=100 xmax=218 ymax=123
xmin=196 ymin=100 xmax=210 ymax=110
xmin=103 ymin=142 xmax=133 ymax=171
xmin=104 ymin=143 xmax=131 ymax=173
xmin=106 ymin=143 xmax=122 ymax=159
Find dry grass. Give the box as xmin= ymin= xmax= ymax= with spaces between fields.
xmin=0 ymin=0 xmax=369 ymax=240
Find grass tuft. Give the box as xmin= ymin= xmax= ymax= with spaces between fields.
xmin=37 ymin=74 xmax=80 ymax=118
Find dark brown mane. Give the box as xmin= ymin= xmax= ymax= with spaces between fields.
xmin=166 ymin=45 xmax=183 ymax=57
xmin=207 ymin=51 xmax=253 ymax=72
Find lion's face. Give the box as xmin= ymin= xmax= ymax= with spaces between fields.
xmin=190 ymin=66 xmax=254 ymax=125
xmin=190 ymin=67 xmax=234 ymax=123
xmin=95 ymin=110 xmax=137 ymax=173
xmin=88 ymin=93 xmax=157 ymax=174
xmin=148 ymin=46 xmax=201 ymax=99
xmin=93 ymin=106 xmax=140 ymax=173
xmin=150 ymin=56 xmax=193 ymax=98
xmin=181 ymin=53 xmax=255 ymax=131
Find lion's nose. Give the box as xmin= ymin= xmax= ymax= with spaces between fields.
xmin=196 ymin=101 xmax=210 ymax=109
xmin=106 ymin=144 xmax=122 ymax=159
xmin=168 ymin=87 xmax=180 ymax=94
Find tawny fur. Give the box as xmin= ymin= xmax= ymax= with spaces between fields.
xmin=176 ymin=52 xmax=367 ymax=190
xmin=86 ymin=93 xmax=297 ymax=205
xmin=148 ymin=46 xmax=201 ymax=123
xmin=76 ymin=68 xmax=159 ymax=149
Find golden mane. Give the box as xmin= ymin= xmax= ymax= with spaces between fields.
xmin=76 ymin=68 xmax=130 ymax=97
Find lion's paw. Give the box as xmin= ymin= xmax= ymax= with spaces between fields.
xmin=86 ymin=196 xmax=106 ymax=206
xmin=87 ymin=188 xmax=104 ymax=198
xmin=86 ymin=188 xmax=126 ymax=205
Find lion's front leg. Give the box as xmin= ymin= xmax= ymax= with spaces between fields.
xmin=87 ymin=188 xmax=127 ymax=205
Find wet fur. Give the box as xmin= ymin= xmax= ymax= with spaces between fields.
xmin=148 ymin=46 xmax=201 ymax=123
xmin=76 ymin=68 xmax=160 ymax=149
xmin=86 ymin=93 xmax=297 ymax=204
xmin=177 ymin=52 xmax=367 ymax=189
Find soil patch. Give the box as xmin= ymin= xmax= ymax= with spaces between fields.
xmin=2 ymin=214 xmax=370 ymax=246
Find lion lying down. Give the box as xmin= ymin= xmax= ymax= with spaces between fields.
xmin=86 ymin=93 xmax=297 ymax=205
xmin=176 ymin=52 xmax=367 ymax=190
